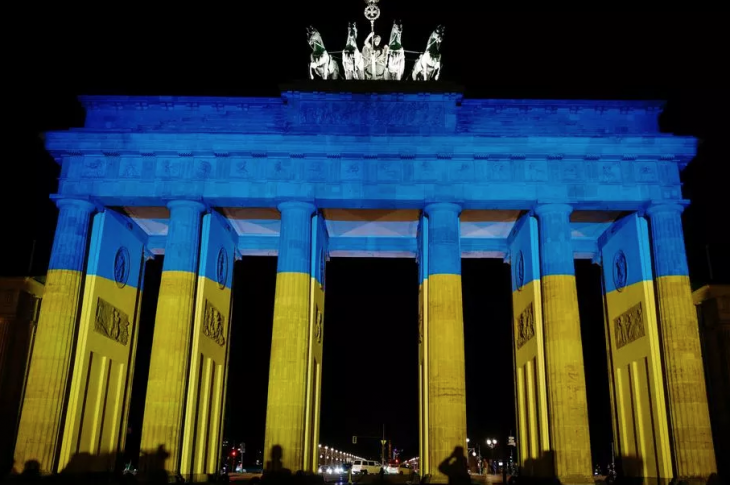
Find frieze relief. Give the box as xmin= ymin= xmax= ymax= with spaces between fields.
xmin=157 ymin=158 xmax=184 ymax=178
xmin=286 ymin=101 xmax=446 ymax=128
xmin=195 ymin=160 xmax=212 ymax=179
xmin=614 ymin=301 xmax=645 ymax=349
xmin=598 ymin=162 xmax=622 ymax=183
xmin=203 ymin=299 xmax=226 ymax=346
xmin=515 ymin=302 xmax=535 ymax=349
xmin=62 ymin=151 xmax=682 ymax=205
xmin=81 ymin=158 xmax=106 ymax=178
xmin=94 ymin=297 xmax=130 ymax=345
xmin=120 ymin=158 xmax=142 ymax=178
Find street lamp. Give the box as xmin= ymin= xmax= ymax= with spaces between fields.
xmin=485 ymin=439 xmax=497 ymax=474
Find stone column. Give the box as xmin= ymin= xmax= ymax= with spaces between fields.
xmin=424 ymin=203 xmax=467 ymax=483
xmin=533 ymin=203 xmax=592 ymax=484
xmin=13 ymin=198 xmax=96 ymax=474
xmin=264 ymin=201 xmax=316 ymax=472
xmin=646 ymin=203 xmax=717 ymax=481
xmin=692 ymin=285 xmax=730 ymax=480
xmin=140 ymin=200 xmax=205 ymax=473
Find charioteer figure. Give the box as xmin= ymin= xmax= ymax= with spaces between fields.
xmin=362 ymin=32 xmax=388 ymax=80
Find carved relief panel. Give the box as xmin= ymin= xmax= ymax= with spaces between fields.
xmin=203 ymin=299 xmax=226 ymax=346
xmin=94 ymin=297 xmax=130 ymax=345
xmin=614 ymin=301 xmax=645 ymax=349
xmin=314 ymin=306 xmax=323 ymax=344
xmin=515 ymin=302 xmax=535 ymax=349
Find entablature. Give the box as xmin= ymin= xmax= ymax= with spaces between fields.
xmin=50 ymin=135 xmax=687 ymax=206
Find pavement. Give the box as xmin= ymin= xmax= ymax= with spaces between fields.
xmin=224 ymin=472 xmax=509 ymax=484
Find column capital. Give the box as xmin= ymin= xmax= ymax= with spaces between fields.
xmin=645 ymin=202 xmax=687 ymax=217
xmin=277 ymin=201 xmax=317 ymax=215
xmin=52 ymin=197 xmax=97 ymax=213
xmin=533 ymin=203 xmax=573 ymax=218
xmin=166 ymin=199 xmax=207 ymax=213
xmin=424 ymin=202 xmax=462 ymax=216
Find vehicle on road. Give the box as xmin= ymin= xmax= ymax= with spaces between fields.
xmin=352 ymin=460 xmax=381 ymax=474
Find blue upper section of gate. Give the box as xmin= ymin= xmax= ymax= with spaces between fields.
xmin=42 ymin=87 xmax=696 ymax=261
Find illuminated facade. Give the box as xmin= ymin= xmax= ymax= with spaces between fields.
xmin=8 ymin=87 xmax=718 ymax=484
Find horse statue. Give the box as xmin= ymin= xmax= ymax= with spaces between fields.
xmin=307 ymin=26 xmax=341 ymax=80
xmin=384 ymin=20 xmax=405 ymax=80
xmin=342 ymin=22 xmax=364 ymax=80
xmin=411 ymin=25 xmax=444 ymax=81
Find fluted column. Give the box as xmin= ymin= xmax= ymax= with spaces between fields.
xmin=264 ymin=201 xmax=316 ymax=472
xmin=140 ymin=200 xmax=205 ymax=473
xmin=534 ymin=203 xmax=592 ymax=484
xmin=646 ymin=203 xmax=717 ymax=481
xmin=14 ymin=198 xmax=96 ymax=474
xmin=424 ymin=203 xmax=466 ymax=483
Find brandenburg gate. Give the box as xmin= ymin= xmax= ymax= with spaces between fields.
xmin=7 ymin=86 xmax=718 ymax=484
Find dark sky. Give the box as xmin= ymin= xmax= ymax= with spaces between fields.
xmin=5 ymin=3 xmax=729 ymax=470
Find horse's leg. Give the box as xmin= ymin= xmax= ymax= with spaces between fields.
xmin=412 ymin=56 xmax=422 ymax=80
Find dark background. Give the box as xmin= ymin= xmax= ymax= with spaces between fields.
xmin=4 ymin=3 xmax=728 ymax=471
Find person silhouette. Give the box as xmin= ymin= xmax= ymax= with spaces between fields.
xmin=438 ymin=446 xmax=470 ymax=485
xmin=262 ymin=445 xmax=292 ymax=484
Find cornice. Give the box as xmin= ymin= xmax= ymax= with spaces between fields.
xmin=44 ymin=131 xmax=694 ymax=146
xmin=48 ymin=148 xmax=692 ymax=165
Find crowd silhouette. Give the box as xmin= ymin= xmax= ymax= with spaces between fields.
xmin=2 ymin=443 xmax=723 ymax=484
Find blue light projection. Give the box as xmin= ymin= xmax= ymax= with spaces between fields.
xmin=44 ymin=91 xmax=695 ymax=261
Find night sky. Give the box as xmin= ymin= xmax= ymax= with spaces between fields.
xmin=6 ymin=4 xmax=728 ymax=471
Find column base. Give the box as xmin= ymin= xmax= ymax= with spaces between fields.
xmin=556 ymin=475 xmax=596 ymax=485
xmin=184 ymin=472 xmax=210 ymax=483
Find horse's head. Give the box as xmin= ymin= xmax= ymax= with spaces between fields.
xmin=426 ymin=25 xmax=444 ymax=54
xmin=433 ymin=25 xmax=445 ymax=43
xmin=347 ymin=21 xmax=358 ymax=38
xmin=307 ymin=26 xmax=323 ymax=50
xmin=389 ymin=20 xmax=403 ymax=46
